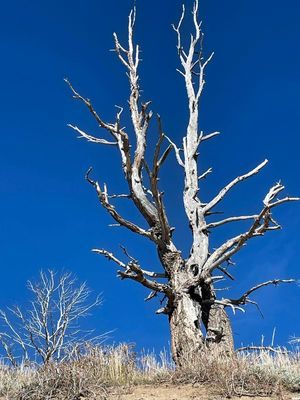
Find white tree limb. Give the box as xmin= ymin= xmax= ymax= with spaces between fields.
xmin=164 ymin=135 xmax=185 ymax=168
xmin=65 ymin=78 xmax=118 ymax=135
xmin=205 ymin=214 xmax=259 ymax=229
xmin=113 ymin=9 xmax=164 ymax=228
xmin=67 ymin=124 xmax=118 ymax=145
xmin=198 ymin=167 xmax=212 ymax=180
xmin=203 ymin=159 xmax=268 ymax=214
xmin=172 ymin=0 xmax=216 ymax=271
xmin=200 ymin=131 xmax=220 ymax=142
xmin=172 ymin=4 xmax=186 ymax=63
xmin=202 ymin=182 xmax=299 ymax=275
xmin=85 ymin=167 xmax=153 ymax=241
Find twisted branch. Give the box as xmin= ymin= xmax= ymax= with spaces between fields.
xmin=210 ymin=279 xmax=295 ymax=314
xmin=92 ymin=248 xmax=171 ymax=296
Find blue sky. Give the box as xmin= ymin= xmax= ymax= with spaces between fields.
xmin=0 ymin=0 xmax=300 ymax=352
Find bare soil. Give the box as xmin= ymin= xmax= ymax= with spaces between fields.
xmin=110 ymin=384 xmax=299 ymax=400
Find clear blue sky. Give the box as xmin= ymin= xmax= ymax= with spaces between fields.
xmin=0 ymin=0 xmax=299 ymax=352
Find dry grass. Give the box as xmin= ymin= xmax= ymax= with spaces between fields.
xmin=0 ymin=344 xmax=300 ymax=399
xmin=173 ymin=346 xmax=300 ymax=397
xmin=0 ymin=344 xmax=172 ymax=399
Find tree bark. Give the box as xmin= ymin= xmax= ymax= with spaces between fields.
xmin=169 ymin=293 xmax=204 ymax=365
xmin=201 ymin=282 xmax=234 ymax=354
xmin=205 ymin=305 xmax=234 ymax=354
xmin=164 ymin=251 xmax=234 ymax=365
xmin=168 ymin=288 xmax=233 ymax=365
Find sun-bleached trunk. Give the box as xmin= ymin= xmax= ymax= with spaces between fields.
xmin=169 ymin=296 xmax=234 ymax=364
xmin=169 ymin=294 xmax=203 ymax=364
xmin=164 ymin=252 xmax=233 ymax=364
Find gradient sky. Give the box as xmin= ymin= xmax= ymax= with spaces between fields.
xmin=0 ymin=0 xmax=300 ymax=353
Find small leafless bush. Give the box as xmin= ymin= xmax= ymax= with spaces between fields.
xmin=0 ymin=270 xmax=101 ymax=366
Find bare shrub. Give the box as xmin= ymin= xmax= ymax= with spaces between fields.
xmin=0 ymin=270 xmax=101 ymax=366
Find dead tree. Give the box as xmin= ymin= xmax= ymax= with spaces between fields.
xmin=0 ymin=270 xmax=101 ymax=365
xmin=65 ymin=1 xmax=299 ymax=364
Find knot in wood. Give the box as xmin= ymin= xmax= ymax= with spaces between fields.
xmin=161 ymin=251 xmax=183 ymax=270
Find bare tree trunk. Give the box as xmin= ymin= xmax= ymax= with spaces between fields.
xmin=168 ymin=290 xmax=233 ymax=364
xmin=169 ymin=293 xmax=203 ymax=365
xmin=163 ymin=252 xmax=233 ymax=364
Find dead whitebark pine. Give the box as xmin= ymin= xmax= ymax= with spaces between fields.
xmin=65 ymin=1 xmax=299 ymax=365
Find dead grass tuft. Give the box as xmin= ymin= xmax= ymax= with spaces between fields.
xmin=173 ymin=346 xmax=300 ymax=397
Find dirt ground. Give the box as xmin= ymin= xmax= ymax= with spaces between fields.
xmin=110 ymin=384 xmax=300 ymax=400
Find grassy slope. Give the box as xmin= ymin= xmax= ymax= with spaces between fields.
xmin=0 ymin=344 xmax=299 ymax=399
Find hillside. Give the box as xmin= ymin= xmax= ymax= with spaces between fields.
xmin=1 ymin=345 xmax=300 ymax=399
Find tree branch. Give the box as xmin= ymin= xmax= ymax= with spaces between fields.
xmin=65 ymin=79 xmax=118 ymax=136
xmin=92 ymin=248 xmax=171 ymax=296
xmin=200 ymin=131 xmax=220 ymax=142
xmin=172 ymin=4 xmax=186 ymax=63
xmin=67 ymin=124 xmax=118 ymax=146
xmin=172 ymin=0 xmax=215 ymax=270
xmin=112 ymin=8 xmax=161 ymax=228
xmin=236 ymin=346 xmax=289 ymax=354
xmin=212 ymin=279 xmax=295 ymax=314
xmin=164 ymin=135 xmax=185 ymax=168
xmin=149 ymin=116 xmax=172 ymax=243
xmin=205 ymin=214 xmax=259 ymax=229
xmin=202 ymin=182 xmax=300 ymax=274
xmin=86 ymin=167 xmax=153 ymax=240
xmin=203 ymin=159 xmax=268 ymax=214
xmin=235 ymin=279 xmax=295 ymax=304
xmin=198 ymin=167 xmax=212 ymax=180
xmin=65 ymin=79 xmax=132 ymax=178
